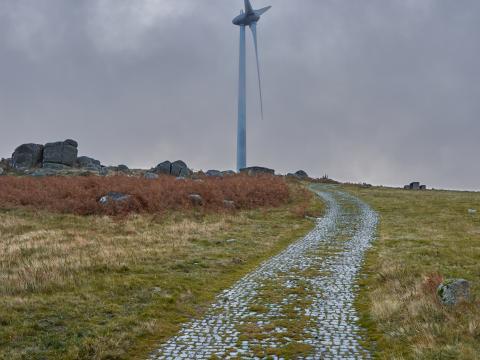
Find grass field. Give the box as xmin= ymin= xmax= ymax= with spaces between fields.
xmin=0 ymin=181 xmax=323 ymax=360
xmin=344 ymin=185 xmax=480 ymax=359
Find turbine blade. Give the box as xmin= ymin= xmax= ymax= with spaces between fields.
xmin=250 ymin=22 xmax=264 ymax=120
xmin=255 ymin=6 xmax=271 ymax=16
xmin=244 ymin=0 xmax=254 ymax=14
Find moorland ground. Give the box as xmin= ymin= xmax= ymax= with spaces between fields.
xmin=0 ymin=176 xmax=323 ymax=360
xmin=1 ymin=176 xmax=478 ymax=360
xmin=345 ymin=185 xmax=480 ymax=359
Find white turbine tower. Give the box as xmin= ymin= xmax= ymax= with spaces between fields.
xmin=233 ymin=0 xmax=271 ymax=171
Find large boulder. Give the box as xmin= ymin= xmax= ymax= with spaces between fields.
xmin=43 ymin=139 xmax=78 ymax=167
xmin=153 ymin=160 xmax=192 ymax=177
xmin=77 ymin=156 xmax=101 ymax=171
xmin=12 ymin=143 xmax=44 ymax=169
xmin=153 ymin=161 xmax=172 ymax=175
xmin=240 ymin=166 xmax=275 ymax=176
xmin=171 ymin=160 xmax=191 ymax=177
xmin=437 ymin=279 xmax=470 ymax=306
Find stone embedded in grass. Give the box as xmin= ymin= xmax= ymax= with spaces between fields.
xmin=188 ymin=194 xmax=203 ymax=206
xmin=468 ymin=209 xmax=477 ymax=214
xmin=437 ymin=279 xmax=470 ymax=306
xmin=223 ymin=200 xmax=235 ymax=209
xmin=99 ymin=192 xmax=131 ymax=205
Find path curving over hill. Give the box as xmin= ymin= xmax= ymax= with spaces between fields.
xmin=150 ymin=185 xmax=378 ymax=359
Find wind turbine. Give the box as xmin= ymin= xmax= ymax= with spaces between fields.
xmin=233 ymin=0 xmax=271 ymax=171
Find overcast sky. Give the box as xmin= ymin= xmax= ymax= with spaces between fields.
xmin=0 ymin=0 xmax=479 ymax=190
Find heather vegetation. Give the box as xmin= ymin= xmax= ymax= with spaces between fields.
xmin=0 ymin=175 xmax=289 ymax=216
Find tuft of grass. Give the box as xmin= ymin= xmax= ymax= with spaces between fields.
xmin=0 ymin=183 xmax=323 ymax=360
xmin=344 ymin=185 xmax=480 ymax=359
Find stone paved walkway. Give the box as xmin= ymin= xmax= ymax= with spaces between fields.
xmin=150 ymin=185 xmax=378 ymax=359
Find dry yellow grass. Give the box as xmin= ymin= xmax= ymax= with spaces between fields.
xmin=344 ymin=185 xmax=480 ymax=359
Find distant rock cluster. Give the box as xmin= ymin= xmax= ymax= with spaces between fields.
xmin=404 ymin=182 xmax=427 ymax=190
xmin=1 ymin=140 xmax=320 ymax=183
xmin=7 ymin=139 xmax=107 ymax=176
xmin=287 ymin=170 xmax=309 ymax=180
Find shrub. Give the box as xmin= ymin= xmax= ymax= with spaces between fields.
xmin=0 ymin=175 xmax=290 ymax=216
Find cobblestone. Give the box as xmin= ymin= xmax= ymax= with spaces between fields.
xmin=150 ymin=186 xmax=378 ymax=359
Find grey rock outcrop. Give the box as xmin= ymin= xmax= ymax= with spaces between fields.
xmin=0 ymin=168 xmax=3 ymax=176
xmin=240 ymin=166 xmax=275 ymax=176
xmin=153 ymin=160 xmax=192 ymax=177
xmin=295 ymin=170 xmax=309 ymax=179
xmin=437 ymin=279 xmax=470 ymax=306
xmin=222 ymin=170 xmax=236 ymax=176
xmin=206 ymin=170 xmax=223 ymax=177
xmin=287 ymin=170 xmax=309 ymax=180
xmin=77 ymin=156 xmax=101 ymax=171
xmin=154 ymin=161 xmax=172 ymax=175
xmin=117 ymin=164 xmax=129 ymax=172
xmin=99 ymin=192 xmax=131 ymax=205
xmin=171 ymin=160 xmax=191 ymax=177
xmin=43 ymin=139 xmax=78 ymax=167
xmin=12 ymin=143 xmax=44 ymax=169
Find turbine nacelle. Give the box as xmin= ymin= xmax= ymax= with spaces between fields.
xmin=232 ymin=12 xmax=260 ymax=26
xmin=232 ymin=0 xmax=271 ymax=26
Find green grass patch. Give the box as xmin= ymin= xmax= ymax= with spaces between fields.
xmin=343 ymin=184 xmax=480 ymax=359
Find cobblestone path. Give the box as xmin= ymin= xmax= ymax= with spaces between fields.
xmin=150 ymin=185 xmax=378 ymax=359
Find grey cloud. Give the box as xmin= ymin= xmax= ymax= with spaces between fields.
xmin=0 ymin=0 xmax=479 ymax=190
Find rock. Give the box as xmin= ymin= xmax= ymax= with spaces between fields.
xmin=188 ymin=194 xmax=203 ymax=206
xmin=171 ymin=160 xmax=191 ymax=177
xmin=43 ymin=139 xmax=78 ymax=167
xmin=468 ymin=209 xmax=477 ymax=214
xmin=295 ymin=170 xmax=309 ymax=179
xmin=223 ymin=200 xmax=235 ymax=209
xmin=77 ymin=156 xmax=101 ymax=170
xmin=222 ymin=170 xmax=236 ymax=176
xmin=240 ymin=166 xmax=275 ymax=176
xmin=42 ymin=163 xmax=71 ymax=170
xmin=153 ymin=160 xmax=192 ymax=177
xmin=117 ymin=164 xmax=129 ymax=172
xmin=99 ymin=192 xmax=131 ymax=205
xmin=403 ymin=185 xmax=410 ymax=190
xmin=0 ymin=168 xmax=4 ymax=176
xmin=176 ymin=176 xmax=187 ymax=181
xmin=144 ymin=172 xmax=159 ymax=180
xmin=409 ymin=182 xmax=420 ymax=190
xmin=99 ymin=167 xmax=109 ymax=176
xmin=154 ymin=161 xmax=172 ymax=175
xmin=437 ymin=279 xmax=470 ymax=306
xmin=206 ymin=170 xmax=223 ymax=177
xmin=420 ymin=185 xmax=427 ymax=190
xmin=12 ymin=143 xmax=44 ymax=169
